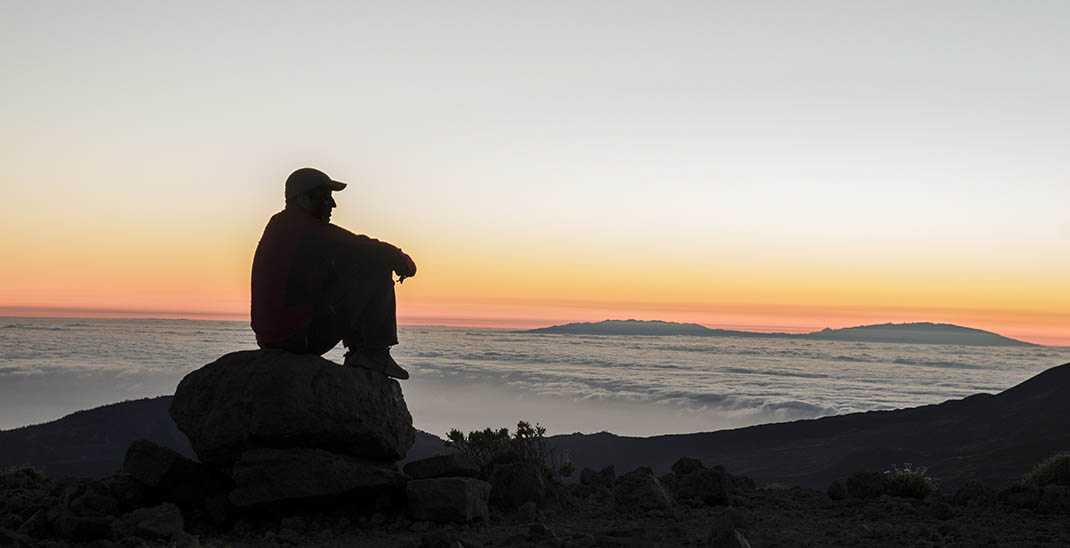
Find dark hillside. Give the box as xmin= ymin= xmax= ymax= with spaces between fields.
xmin=0 ymin=396 xmax=193 ymax=477
xmin=550 ymin=362 xmax=1070 ymax=489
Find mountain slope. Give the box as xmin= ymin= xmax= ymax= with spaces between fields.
xmin=0 ymin=396 xmax=445 ymax=478
xmin=549 ymin=362 xmax=1070 ymax=489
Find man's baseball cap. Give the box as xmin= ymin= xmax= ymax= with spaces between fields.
xmin=285 ymin=168 xmax=347 ymax=200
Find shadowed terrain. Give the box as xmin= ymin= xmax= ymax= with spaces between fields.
xmin=550 ymin=362 xmax=1070 ymax=489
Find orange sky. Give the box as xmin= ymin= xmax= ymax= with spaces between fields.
xmin=2 ymin=3 xmax=1069 ymax=347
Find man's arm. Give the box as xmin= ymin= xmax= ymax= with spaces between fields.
xmin=323 ymin=223 xmax=416 ymax=280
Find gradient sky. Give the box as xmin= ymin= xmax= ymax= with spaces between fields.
xmin=2 ymin=1 xmax=1068 ymax=344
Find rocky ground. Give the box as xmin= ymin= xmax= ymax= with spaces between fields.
xmin=4 ymin=462 xmax=1069 ymax=548
xmin=194 ymin=484 xmax=1070 ymax=548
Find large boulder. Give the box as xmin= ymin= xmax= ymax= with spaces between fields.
xmin=228 ymin=447 xmax=407 ymax=507
xmin=169 ymin=349 xmax=415 ymax=467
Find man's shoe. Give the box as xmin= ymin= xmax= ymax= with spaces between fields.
xmin=344 ymin=348 xmax=410 ymax=380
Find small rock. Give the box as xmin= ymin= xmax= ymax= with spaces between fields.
xmin=529 ymin=522 xmax=559 ymax=542
xmin=277 ymin=528 xmax=301 ymax=543
xmin=489 ymin=462 xmax=546 ymax=511
xmin=579 ymin=466 xmax=615 ymax=488
xmin=845 ymin=471 xmax=887 ymax=499
xmin=709 ymin=529 xmax=752 ymax=548
xmin=672 ymin=457 xmax=704 ymax=478
xmin=613 ymin=467 xmax=672 ymax=512
xmin=419 ymin=531 xmax=465 ymax=548
xmin=827 ymin=480 xmax=847 ymax=500
xmin=658 ymin=473 xmax=679 ymax=495
xmin=953 ymin=480 xmax=995 ymax=507
xmin=232 ymin=517 xmax=256 ymax=534
xmin=124 ymin=439 xmax=232 ymax=508
xmin=999 ymin=484 xmax=1041 ymax=510
xmin=927 ymin=502 xmax=954 ymax=521
xmin=279 ymin=516 xmax=306 ymax=532
xmin=1 ymin=515 xmax=20 ymax=531
xmin=678 ymin=468 xmax=731 ymax=506
xmin=48 ymin=509 xmax=112 ymax=542
xmin=408 ymin=477 xmax=491 ymax=523
xmin=112 ymin=502 xmax=185 ymax=540
xmin=69 ymin=492 xmax=121 ymax=518
xmin=172 ymin=530 xmax=199 ymax=548
xmin=0 ymin=528 xmax=31 ymax=547
xmin=726 ymin=507 xmax=750 ymax=529
xmin=516 ymin=501 xmax=538 ymax=522
xmin=1037 ymin=485 xmax=1070 ymax=514
xmin=229 ymin=447 xmax=406 ymax=507
xmin=403 ymin=454 xmax=480 ymax=479
xmin=16 ymin=509 xmax=48 ymax=538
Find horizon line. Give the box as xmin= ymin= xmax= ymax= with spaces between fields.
xmin=2 ymin=306 xmax=1065 ymax=347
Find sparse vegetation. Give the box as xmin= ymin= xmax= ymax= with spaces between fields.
xmin=0 ymin=464 xmax=46 ymax=489
xmin=883 ymin=463 xmax=937 ymax=499
xmin=445 ymin=420 xmax=573 ymax=479
xmin=1026 ymin=451 xmax=1070 ymax=487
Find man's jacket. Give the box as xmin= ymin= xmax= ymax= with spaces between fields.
xmin=250 ymin=207 xmax=399 ymax=346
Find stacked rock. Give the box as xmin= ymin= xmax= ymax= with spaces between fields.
xmin=403 ymin=454 xmax=490 ymax=523
xmin=164 ymin=349 xmax=415 ymax=514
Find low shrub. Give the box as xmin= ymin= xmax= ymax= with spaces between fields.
xmin=445 ymin=420 xmax=573 ymax=480
xmin=884 ymin=463 xmax=937 ymax=499
xmin=1026 ymin=451 xmax=1070 ymax=487
xmin=0 ymin=464 xmax=46 ymax=489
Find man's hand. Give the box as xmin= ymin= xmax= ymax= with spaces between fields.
xmin=395 ymin=251 xmax=417 ymax=283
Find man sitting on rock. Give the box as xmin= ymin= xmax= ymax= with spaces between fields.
xmin=251 ymin=167 xmax=416 ymax=379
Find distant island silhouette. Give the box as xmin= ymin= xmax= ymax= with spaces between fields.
xmin=527 ymin=320 xmax=1036 ymax=346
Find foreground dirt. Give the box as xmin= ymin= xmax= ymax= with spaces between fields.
xmin=205 ymin=485 xmax=1070 ymax=548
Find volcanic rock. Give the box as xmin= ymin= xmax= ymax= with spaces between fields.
xmin=678 ymin=467 xmax=732 ymax=506
xmin=403 ymin=454 xmax=480 ymax=479
xmin=228 ymin=447 xmax=407 ymax=507
xmin=614 ymin=467 xmax=672 ymax=511
xmin=407 ymin=477 xmax=491 ymax=522
xmin=111 ymin=502 xmax=185 ymax=540
xmin=580 ymin=465 xmax=616 ymax=489
xmin=953 ymin=480 xmax=996 ymax=506
xmin=672 ymin=456 xmax=704 ymax=478
xmin=169 ymin=349 xmax=415 ymax=467
xmin=123 ymin=439 xmax=230 ymax=508
xmin=488 ymin=462 xmax=547 ymax=511
xmin=844 ymin=471 xmax=887 ymax=499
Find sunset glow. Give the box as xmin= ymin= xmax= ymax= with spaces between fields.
xmin=2 ymin=2 xmax=1068 ymax=346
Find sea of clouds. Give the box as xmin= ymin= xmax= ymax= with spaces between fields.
xmin=2 ymin=318 xmax=1068 ymax=436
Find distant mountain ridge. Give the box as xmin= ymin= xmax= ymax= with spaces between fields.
xmin=527 ymin=319 xmax=1036 ymax=346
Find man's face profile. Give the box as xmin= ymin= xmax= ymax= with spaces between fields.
xmin=305 ymin=187 xmax=336 ymax=223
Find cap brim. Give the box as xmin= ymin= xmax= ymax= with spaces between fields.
xmin=326 ymin=180 xmax=347 ymax=191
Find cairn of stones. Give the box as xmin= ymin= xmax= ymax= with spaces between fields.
xmin=135 ymin=349 xmax=490 ymax=531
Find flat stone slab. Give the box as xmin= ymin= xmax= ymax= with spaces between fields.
xmin=407 ymin=477 xmax=491 ymax=523
xmin=403 ymin=454 xmax=480 ymax=479
xmin=229 ymin=448 xmax=406 ymax=507
xmin=169 ymin=349 xmax=415 ymax=467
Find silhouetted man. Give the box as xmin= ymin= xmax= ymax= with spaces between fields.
xmin=251 ymin=167 xmax=416 ymax=379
